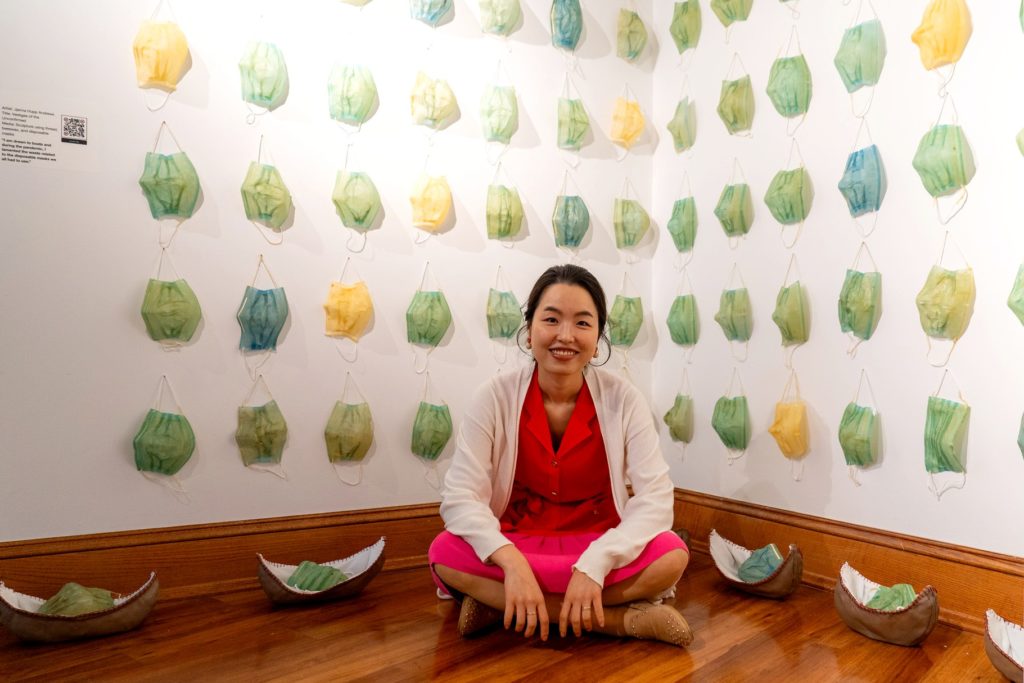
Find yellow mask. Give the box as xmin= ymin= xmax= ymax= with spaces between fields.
xmin=911 ymin=0 xmax=972 ymax=71
xmin=768 ymin=401 xmax=808 ymax=459
xmin=410 ymin=175 xmax=452 ymax=231
xmin=132 ymin=21 xmax=190 ymax=90
xmin=610 ymin=97 xmax=644 ymax=149
xmin=323 ymin=281 xmax=374 ymax=341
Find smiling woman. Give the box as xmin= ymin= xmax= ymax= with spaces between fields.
xmin=428 ymin=265 xmax=692 ymax=648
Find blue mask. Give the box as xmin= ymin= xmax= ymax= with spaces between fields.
xmin=550 ymin=0 xmax=583 ymax=50
xmin=552 ymin=195 xmax=590 ymax=248
xmin=410 ymin=0 xmax=452 ymax=26
xmin=837 ymin=144 xmax=887 ymax=217
xmin=237 ymin=286 xmax=289 ymax=351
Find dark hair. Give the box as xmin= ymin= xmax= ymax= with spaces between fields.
xmin=518 ymin=264 xmax=610 ymax=364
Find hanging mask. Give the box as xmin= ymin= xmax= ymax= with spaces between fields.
xmin=614 ymin=198 xmax=650 ymax=249
xmin=132 ymin=21 xmax=189 ymax=90
xmin=486 ymin=185 xmax=524 ymax=240
xmin=141 ymin=279 xmax=202 ymax=344
xmin=481 ymin=85 xmax=518 ymax=144
xmin=410 ymin=0 xmax=453 ymax=26
xmin=611 ymin=98 xmax=645 ymax=149
xmin=838 ymin=270 xmax=882 ymax=341
xmin=839 ymin=402 xmax=878 ymax=467
xmin=667 ymin=98 xmax=697 ymax=153
xmin=608 ymin=295 xmax=643 ymax=347
xmin=714 ymin=288 xmax=752 ymax=342
xmin=772 ymin=282 xmax=808 ymax=346
xmin=411 ymin=402 xmax=453 ymax=460
xmin=236 ymin=400 xmax=288 ymax=466
xmin=710 ymin=0 xmax=752 ymax=27
xmin=663 ymin=394 xmax=694 ymax=443
xmin=552 ymin=195 xmax=589 ymax=248
xmin=486 ymin=288 xmax=522 ymax=340
xmin=325 ymin=402 xmax=373 ymax=462
xmin=480 ymin=0 xmax=522 ymax=36
xmin=717 ymin=77 xmax=754 ymax=135
xmin=769 ymin=401 xmax=808 ymax=459
xmin=911 ymin=0 xmax=972 ymax=71
xmin=407 ymin=291 xmax=452 ymax=346
xmin=239 ymin=42 xmax=288 ymax=110
xmin=712 ymin=396 xmax=750 ymax=451
xmin=1007 ymin=264 xmax=1024 ymax=325
xmin=328 ymin=65 xmax=377 ymax=125
xmin=667 ymin=197 xmax=697 ymax=253
xmin=838 ymin=145 xmax=887 ymax=217
xmin=411 ymin=73 xmax=458 ymax=130
xmin=324 ymin=281 xmax=373 ymax=341
xmin=134 ymin=409 xmax=195 ymax=475
xmin=670 ymin=0 xmax=702 ymax=53
xmin=557 ymin=98 xmax=590 ymax=150
xmin=139 ymin=152 xmax=200 ymax=220
xmin=766 ymin=56 xmax=812 ymax=119
xmin=237 ymin=286 xmax=288 ymax=351
xmin=332 ymin=171 xmax=382 ymax=231
xmin=714 ymin=183 xmax=753 ymax=238
xmin=924 ymin=396 xmax=969 ymax=474
xmin=550 ymin=0 xmax=583 ymax=50
xmin=764 ymin=168 xmax=813 ymax=225
xmin=912 ymin=125 xmax=976 ymax=198
xmin=241 ymin=162 xmax=292 ymax=230
xmin=410 ymin=175 xmax=452 ymax=231
xmin=667 ymin=295 xmax=699 ymax=346
xmin=1018 ymin=413 xmax=1024 ymax=461
xmin=617 ymin=9 xmax=648 ymax=62
xmin=834 ymin=19 xmax=887 ymax=93
xmin=915 ymin=266 xmax=975 ymax=341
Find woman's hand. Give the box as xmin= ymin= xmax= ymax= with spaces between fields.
xmin=489 ymin=545 xmax=549 ymax=640
xmin=559 ymin=569 xmax=604 ymax=637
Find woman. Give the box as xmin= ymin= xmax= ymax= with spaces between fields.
xmin=429 ymin=265 xmax=691 ymax=647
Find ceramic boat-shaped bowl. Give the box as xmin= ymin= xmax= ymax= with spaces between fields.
xmin=833 ymin=562 xmax=938 ymax=647
xmin=985 ymin=609 xmax=1024 ymax=682
xmin=0 ymin=573 xmax=159 ymax=643
xmin=258 ymin=536 xmax=385 ymax=606
xmin=708 ymin=529 xmax=803 ymax=599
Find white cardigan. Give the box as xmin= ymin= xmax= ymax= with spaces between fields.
xmin=439 ymin=364 xmax=675 ymax=586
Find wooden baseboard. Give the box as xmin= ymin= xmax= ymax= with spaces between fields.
xmin=674 ymin=489 xmax=1024 ymax=635
xmin=0 ymin=504 xmax=444 ymax=600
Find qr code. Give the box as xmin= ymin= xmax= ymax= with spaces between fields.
xmin=61 ymin=115 xmax=87 ymax=145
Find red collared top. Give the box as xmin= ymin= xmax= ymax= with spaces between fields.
xmin=499 ymin=369 xmax=621 ymax=535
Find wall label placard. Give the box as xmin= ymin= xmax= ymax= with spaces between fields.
xmin=1 ymin=101 xmax=88 ymax=167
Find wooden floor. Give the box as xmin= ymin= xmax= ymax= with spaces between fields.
xmin=0 ymin=553 xmax=1002 ymax=682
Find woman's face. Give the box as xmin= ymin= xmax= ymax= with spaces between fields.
xmin=528 ymin=283 xmax=600 ymax=381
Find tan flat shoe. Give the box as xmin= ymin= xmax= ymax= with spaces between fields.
xmin=624 ymin=601 xmax=694 ymax=647
xmin=457 ymin=596 xmax=502 ymax=638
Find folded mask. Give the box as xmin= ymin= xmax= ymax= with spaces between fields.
xmin=911 ymin=0 xmax=972 ymax=70
xmin=715 ymin=288 xmax=752 ymax=342
xmin=486 ymin=288 xmax=522 ymax=340
xmin=239 ymin=41 xmax=288 ymax=110
xmin=138 ymin=152 xmax=200 ymax=219
xmin=667 ymin=294 xmax=699 ymax=346
xmin=332 ymin=171 xmax=381 ymax=231
xmin=557 ymin=98 xmax=590 ymax=150
xmin=915 ymin=266 xmax=975 ymax=341
xmin=838 ymin=270 xmax=882 ymax=341
xmin=717 ymin=76 xmax=754 ymax=135
xmin=133 ymin=409 xmax=196 ymax=475
xmin=324 ymin=281 xmax=374 ymax=341
xmin=611 ymin=98 xmax=645 ymax=148
xmin=236 ymin=400 xmax=288 ymax=466
xmin=486 ymin=185 xmax=524 ymax=240
xmin=839 ymin=402 xmax=878 ymax=467
xmin=38 ymin=583 xmax=115 ymax=617
xmin=710 ymin=0 xmax=752 ymax=27
xmin=834 ymin=19 xmax=887 ymax=93
xmin=617 ymin=9 xmax=647 ymax=61
xmin=667 ymin=98 xmax=697 ymax=153
xmin=287 ymin=561 xmax=347 ymax=591
xmin=328 ymin=65 xmax=377 ymax=125
xmin=411 ymin=401 xmax=453 ymax=460
xmin=241 ymin=162 xmax=292 ymax=230
xmin=765 ymin=168 xmax=813 ymax=225
xmin=237 ymin=286 xmax=288 ymax=352
xmin=480 ymin=0 xmax=522 ymax=36
xmin=924 ymin=396 xmax=969 ymax=474
xmin=481 ymin=85 xmax=518 ymax=144
xmin=715 ymin=183 xmax=753 ymax=238
xmin=133 ymin=20 xmax=189 ymax=90
xmin=407 ymin=290 xmax=452 ymax=346
xmin=608 ymin=295 xmax=643 ymax=347
xmin=838 ymin=145 xmax=887 ymax=217
xmin=670 ymin=0 xmax=702 ymax=53
xmin=667 ymin=197 xmax=697 ymax=253
xmin=411 ymin=73 xmax=458 ymax=129
xmin=737 ymin=544 xmax=783 ymax=582
xmin=325 ymin=401 xmax=374 ymax=462
xmin=768 ymin=401 xmax=809 ymax=458
xmin=410 ymin=0 xmax=453 ymax=26
xmin=663 ymin=394 xmax=694 ymax=443
xmin=410 ymin=176 xmax=452 ymax=231
xmin=1008 ymin=264 xmax=1024 ymax=325
xmin=613 ymin=198 xmax=650 ymax=248
xmin=550 ymin=0 xmax=583 ymax=50
xmin=766 ymin=56 xmax=812 ymax=119
xmin=141 ymin=279 xmax=202 ymax=343
xmin=912 ymin=125 xmax=976 ymax=198
xmin=552 ymin=195 xmax=589 ymax=248
xmin=772 ymin=282 xmax=809 ymax=346
xmin=866 ymin=583 xmax=917 ymax=611
xmin=712 ymin=395 xmax=750 ymax=450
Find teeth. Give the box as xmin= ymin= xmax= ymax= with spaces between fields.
xmin=551 ymin=350 xmax=577 ymax=357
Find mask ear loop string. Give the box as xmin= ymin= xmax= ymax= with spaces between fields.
xmin=243 ymin=254 xmax=281 ymax=381
xmin=419 ymin=372 xmax=445 ymax=490
xmin=141 ymin=374 xmax=193 ymax=502
xmin=780 ymin=139 xmax=807 ymax=249
xmin=931 ymin=94 xmax=969 ymax=225
xmin=340 ymin=136 xmax=370 ymax=254
xmin=724 ymin=53 xmax=753 ymax=139
xmin=332 ymin=257 xmax=361 ymax=363
xmin=412 ymin=261 xmax=437 ymax=375
xmin=412 ymin=144 xmax=436 ymax=246
xmin=241 ymin=374 xmax=289 ymax=480
xmin=783 ymin=0 xmax=800 ymax=21
xmin=673 ymin=172 xmax=696 ymax=270
xmin=332 ymin=371 xmax=367 ymax=487
xmin=726 ymin=263 xmax=750 ymax=363
xmin=846 ymin=242 xmax=879 ymax=358
xmin=490 ymin=265 xmax=513 ymax=367
xmin=677 ymin=267 xmax=698 ymax=364
xmin=727 ymin=157 xmax=749 ymax=249
xmin=558 ymin=72 xmax=585 ymax=169
xmin=928 ymin=368 xmax=968 ymax=500
xmin=848 ymin=118 xmax=881 ymax=238
xmin=780 ymin=253 xmax=804 ymax=369
xmin=725 ymin=367 xmax=748 ymax=464
xmin=777 ymin=26 xmax=808 ymax=137
xmin=249 ymin=134 xmax=285 ymax=246
xmin=925 ymin=231 xmax=969 ymax=367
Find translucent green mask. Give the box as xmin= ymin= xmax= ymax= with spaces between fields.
xmin=764 ymin=168 xmax=813 ymax=225
xmin=915 ymin=266 xmax=975 ymax=340
xmin=324 ymin=402 xmax=373 ymax=462
xmin=481 ymin=85 xmax=518 ymax=144
xmin=772 ymin=282 xmax=809 ymax=346
xmin=550 ymin=0 xmax=583 ymax=50
xmin=834 ymin=19 xmax=887 ymax=93
xmin=838 ymin=270 xmax=882 ymax=341
xmin=287 ymin=562 xmax=347 ymax=591
xmin=924 ymin=396 xmax=969 ymax=474
xmin=670 ymin=0 xmax=702 ymax=53
xmin=241 ymin=162 xmax=291 ymax=230
xmin=480 ymin=0 xmax=521 ymax=36
xmin=1017 ymin=412 xmax=1024 ymax=461
xmin=134 ymin=409 xmax=196 ymax=475
xmin=663 ymin=394 xmax=694 ymax=443
xmin=239 ymin=41 xmax=288 ymax=110
xmin=838 ymin=145 xmax=886 ymax=217
xmin=667 ymin=294 xmax=698 ymax=346
xmin=410 ymin=0 xmax=453 ymax=26
xmin=617 ymin=9 xmax=647 ymax=61
xmin=332 ymin=171 xmax=381 ymax=231
xmin=614 ymin=198 xmax=650 ymax=249
xmin=714 ymin=288 xmax=752 ymax=342
xmin=141 ymin=279 xmax=202 ymax=343
xmin=411 ymin=73 xmax=458 ymax=130
xmin=139 ymin=152 xmax=200 ymax=219
xmin=237 ymin=286 xmax=288 ymax=351
xmin=486 ymin=288 xmax=521 ymax=340
xmin=407 ymin=290 xmax=452 ymax=346
xmin=411 ymin=402 xmax=453 ymax=460
xmin=911 ymin=125 xmax=976 ymax=198
xmin=666 ymin=97 xmax=696 ymax=153
xmin=866 ymin=584 xmax=917 ymax=612
xmin=557 ymin=98 xmax=590 ymax=150
xmin=667 ymin=197 xmax=697 ymax=253
xmin=608 ymin=295 xmax=643 ymax=347
xmin=710 ymin=0 xmax=751 ymax=26
xmin=552 ymin=195 xmax=589 ymax=248
xmin=738 ymin=544 xmax=782 ymax=582
xmin=236 ymin=400 xmax=288 ymax=466
xmin=717 ymin=76 xmax=754 ymax=134
xmin=1007 ymin=264 xmax=1024 ymax=325
xmin=38 ymin=583 xmax=114 ymax=617
xmin=712 ymin=395 xmax=749 ymax=451
xmin=838 ymin=402 xmax=878 ymax=467
xmin=766 ymin=56 xmax=811 ymax=119
xmin=328 ymin=65 xmax=377 ymax=126
xmin=486 ymin=184 xmax=524 ymax=240
xmin=714 ymin=183 xmax=753 ymax=238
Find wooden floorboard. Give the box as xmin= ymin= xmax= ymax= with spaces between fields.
xmin=0 ymin=553 xmax=1003 ymax=682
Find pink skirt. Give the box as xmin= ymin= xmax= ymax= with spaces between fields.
xmin=429 ymin=530 xmax=687 ymax=596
